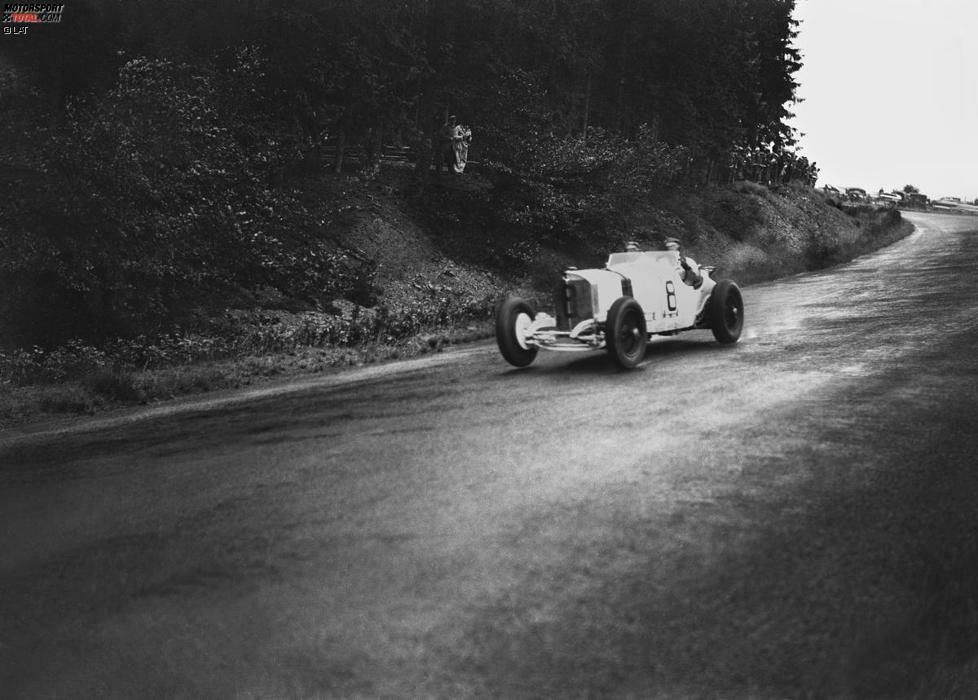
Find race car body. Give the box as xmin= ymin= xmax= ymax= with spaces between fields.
xmin=496 ymin=250 xmax=744 ymax=369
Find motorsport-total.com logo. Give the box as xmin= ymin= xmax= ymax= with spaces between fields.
xmin=3 ymin=3 xmax=63 ymax=32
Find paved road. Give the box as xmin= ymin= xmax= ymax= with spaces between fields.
xmin=3 ymin=212 xmax=978 ymax=699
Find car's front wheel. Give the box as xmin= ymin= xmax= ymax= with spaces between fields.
xmin=708 ymin=279 xmax=744 ymax=344
xmin=495 ymin=296 xmax=538 ymax=367
xmin=605 ymin=296 xmax=647 ymax=369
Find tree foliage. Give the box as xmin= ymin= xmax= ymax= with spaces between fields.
xmin=0 ymin=0 xmax=806 ymax=349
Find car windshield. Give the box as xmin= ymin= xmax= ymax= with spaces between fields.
xmin=607 ymin=250 xmax=677 ymax=266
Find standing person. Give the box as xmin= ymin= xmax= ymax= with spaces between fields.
xmin=664 ymin=237 xmax=703 ymax=289
xmin=451 ymin=122 xmax=472 ymax=174
xmin=439 ymin=114 xmax=457 ymax=173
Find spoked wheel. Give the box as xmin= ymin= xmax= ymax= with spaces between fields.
xmin=605 ymin=296 xmax=647 ymax=369
xmin=495 ymin=296 xmax=538 ymax=367
xmin=708 ymin=279 xmax=744 ymax=344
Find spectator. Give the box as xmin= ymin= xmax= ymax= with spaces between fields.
xmin=438 ymin=114 xmax=457 ymax=173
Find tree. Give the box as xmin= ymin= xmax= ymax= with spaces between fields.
xmin=1 ymin=0 xmax=809 ymax=347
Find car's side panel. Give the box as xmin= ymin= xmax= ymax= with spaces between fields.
xmin=607 ymin=254 xmax=699 ymax=332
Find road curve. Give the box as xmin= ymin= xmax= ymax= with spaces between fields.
xmin=2 ymin=212 xmax=978 ymax=698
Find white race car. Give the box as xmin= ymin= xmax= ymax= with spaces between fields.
xmin=495 ymin=250 xmax=744 ymax=369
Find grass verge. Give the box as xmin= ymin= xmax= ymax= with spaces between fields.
xmin=0 ymin=324 xmax=493 ymax=431
xmin=0 ymin=200 xmax=916 ymax=432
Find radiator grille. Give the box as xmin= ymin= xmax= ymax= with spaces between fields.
xmin=554 ymin=278 xmax=593 ymax=331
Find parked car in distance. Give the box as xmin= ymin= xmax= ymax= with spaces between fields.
xmin=905 ymin=192 xmax=929 ymax=209
xmin=876 ymin=191 xmax=902 ymax=207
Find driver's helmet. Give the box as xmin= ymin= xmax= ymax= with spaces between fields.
xmin=625 ymin=241 xmax=640 ymax=252
xmin=664 ymin=237 xmax=681 ymax=251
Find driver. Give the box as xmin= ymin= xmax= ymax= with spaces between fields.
xmin=664 ymin=237 xmax=703 ymax=289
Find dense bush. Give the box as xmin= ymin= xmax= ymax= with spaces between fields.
xmin=0 ymin=0 xmax=808 ymax=363
xmin=493 ymin=126 xmax=690 ymax=245
xmin=418 ymin=126 xmax=691 ymax=270
xmin=0 ymin=57 xmax=375 ymax=349
xmin=0 ymin=285 xmax=495 ymax=386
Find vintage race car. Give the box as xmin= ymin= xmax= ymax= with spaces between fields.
xmin=495 ymin=249 xmax=744 ymax=369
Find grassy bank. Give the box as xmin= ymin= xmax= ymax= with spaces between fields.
xmin=0 ymin=324 xmax=491 ymax=430
xmin=0 ymin=180 xmax=913 ymax=431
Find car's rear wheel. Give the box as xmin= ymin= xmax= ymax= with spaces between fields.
xmin=606 ymin=296 xmax=647 ymax=369
xmin=495 ymin=296 xmax=538 ymax=367
xmin=708 ymin=279 xmax=744 ymax=344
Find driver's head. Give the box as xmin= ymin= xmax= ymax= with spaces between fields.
xmin=664 ymin=237 xmax=681 ymax=251
xmin=625 ymin=241 xmax=640 ymax=252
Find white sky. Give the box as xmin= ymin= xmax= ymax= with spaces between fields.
xmin=788 ymin=0 xmax=978 ymax=201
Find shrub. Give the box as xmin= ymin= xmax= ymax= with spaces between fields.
xmin=0 ymin=340 xmax=107 ymax=384
xmin=480 ymin=125 xmax=690 ymax=257
xmin=80 ymin=369 xmax=142 ymax=403
xmin=0 ymin=57 xmax=370 ymax=349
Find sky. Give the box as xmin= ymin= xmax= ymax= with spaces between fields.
xmin=788 ymin=0 xmax=978 ymax=201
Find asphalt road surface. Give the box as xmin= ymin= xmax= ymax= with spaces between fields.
xmin=2 ymin=212 xmax=978 ymax=699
